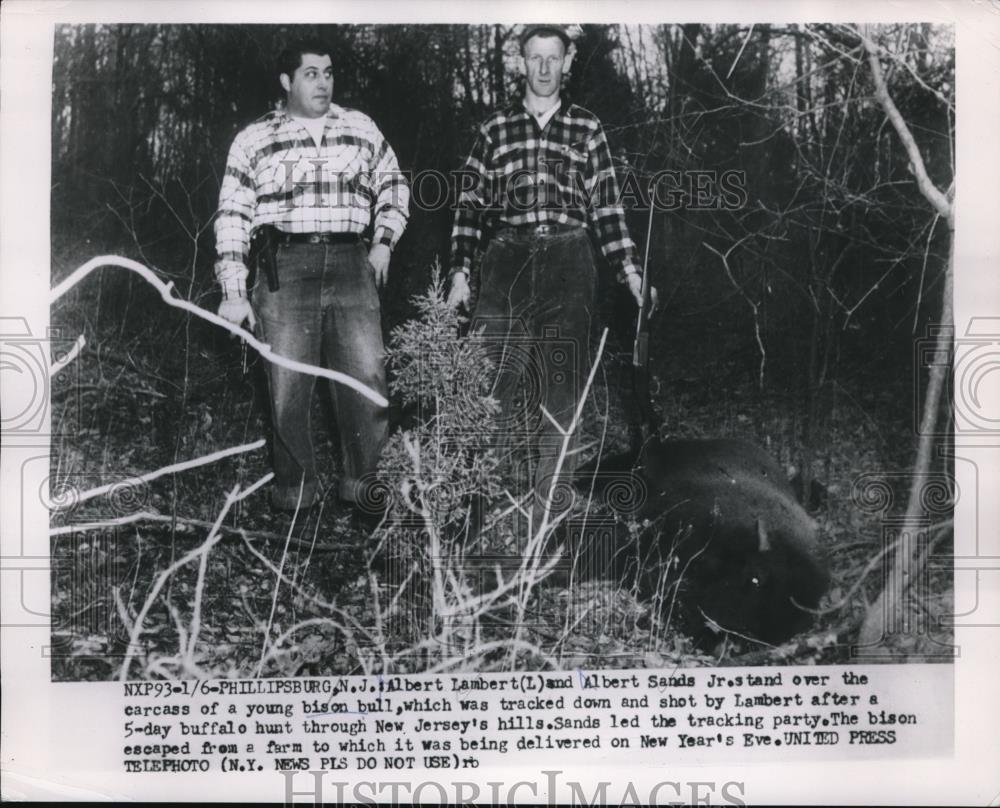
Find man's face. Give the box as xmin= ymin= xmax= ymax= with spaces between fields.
xmin=280 ymin=52 xmax=333 ymax=118
xmin=521 ymin=35 xmax=573 ymax=100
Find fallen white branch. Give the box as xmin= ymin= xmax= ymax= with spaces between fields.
xmin=47 ymin=505 xmax=302 ymax=543
xmin=51 ymin=472 xmax=275 ymax=538
xmin=49 ymin=509 xmax=167 ymax=537
xmin=49 ymin=334 xmax=85 ymax=376
xmin=51 ymin=255 xmax=389 ymax=407
xmin=70 ymin=439 xmax=266 ymax=506
xmin=230 ymin=470 xmax=276 ymax=502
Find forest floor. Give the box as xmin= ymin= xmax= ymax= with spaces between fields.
xmin=47 ymin=242 xmax=954 ymax=680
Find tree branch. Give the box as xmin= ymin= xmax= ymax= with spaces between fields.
xmin=51 ymin=255 xmax=389 ymax=407
xmin=860 ymin=26 xmax=953 ymax=222
xmin=67 ymin=439 xmax=267 ymax=506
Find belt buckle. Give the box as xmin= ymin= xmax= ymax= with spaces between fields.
xmin=307 ymin=233 xmax=324 ymax=244
xmin=535 ymin=224 xmax=556 ymax=236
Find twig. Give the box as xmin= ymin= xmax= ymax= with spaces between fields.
xmin=49 ymin=506 xmax=360 ymax=551
xmin=727 ymin=25 xmax=755 ymax=80
xmin=182 ymin=475 xmax=273 ymax=666
xmin=70 ymin=440 xmax=267 ymax=505
xmin=117 ymin=474 xmax=270 ymax=680
xmin=506 ymin=330 xmax=610 ymax=666
xmin=859 ymin=27 xmax=953 ymax=223
xmin=703 ymin=240 xmax=767 ymax=388
xmin=480 ymin=492 xmax=533 ymax=533
xmin=841 ymin=23 xmax=953 ymax=111
xmin=531 ymin=329 xmax=609 ymax=547
xmin=256 ymin=479 xmax=307 ymax=677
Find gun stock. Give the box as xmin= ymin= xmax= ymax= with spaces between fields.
xmin=630 ymin=207 xmax=659 ymax=443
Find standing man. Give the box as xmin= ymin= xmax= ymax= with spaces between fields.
xmin=215 ymin=37 xmax=409 ymax=514
xmin=448 ymin=24 xmax=653 ymax=533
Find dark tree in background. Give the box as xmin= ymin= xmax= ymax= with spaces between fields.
xmin=52 ymin=23 xmax=953 ymax=374
xmin=49 ymin=23 xmax=956 ymax=673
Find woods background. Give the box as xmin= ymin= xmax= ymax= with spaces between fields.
xmin=48 ymin=23 xmax=956 ymax=677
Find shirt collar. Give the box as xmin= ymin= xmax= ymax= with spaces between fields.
xmin=271 ymin=103 xmax=340 ymax=129
xmin=523 ymin=96 xmax=562 ymax=129
xmin=507 ymin=95 xmax=568 ymax=120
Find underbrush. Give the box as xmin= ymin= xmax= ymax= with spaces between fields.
xmin=48 ymin=247 xmax=952 ymax=680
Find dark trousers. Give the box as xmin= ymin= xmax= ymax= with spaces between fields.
xmin=471 ymin=228 xmax=597 ymax=535
xmin=253 ymin=240 xmax=388 ymax=510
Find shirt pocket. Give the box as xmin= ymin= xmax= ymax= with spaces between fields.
xmin=491 ymin=141 xmax=527 ymax=177
xmin=256 ymin=154 xmax=318 ymax=204
xmin=561 ymin=145 xmax=589 ymax=170
xmin=323 ymin=144 xmax=366 ymax=202
xmin=552 ymin=145 xmax=590 ymax=203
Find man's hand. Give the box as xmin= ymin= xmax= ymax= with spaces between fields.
xmin=367 ymin=243 xmax=391 ymax=289
xmin=447 ymin=272 xmax=471 ymax=311
xmin=625 ymin=273 xmax=659 ymax=314
xmin=218 ymin=296 xmax=257 ymax=330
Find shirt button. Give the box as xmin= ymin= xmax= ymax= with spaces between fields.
xmin=319 ymin=196 xmax=329 ymax=206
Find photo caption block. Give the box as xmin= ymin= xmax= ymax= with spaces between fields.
xmin=116 ymin=664 xmax=952 ymax=773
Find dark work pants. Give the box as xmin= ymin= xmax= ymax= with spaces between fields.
xmin=471 ymin=228 xmax=597 ymax=536
xmin=254 ymin=240 xmax=388 ymax=510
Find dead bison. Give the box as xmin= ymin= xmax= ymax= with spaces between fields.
xmin=573 ymin=438 xmax=829 ymax=648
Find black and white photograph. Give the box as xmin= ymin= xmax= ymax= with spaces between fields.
xmin=2 ymin=0 xmax=998 ymax=803
xmin=43 ymin=18 xmax=956 ymax=679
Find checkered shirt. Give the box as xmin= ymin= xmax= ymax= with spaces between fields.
xmin=214 ymin=104 xmax=409 ymax=298
xmin=450 ymin=99 xmax=641 ymax=283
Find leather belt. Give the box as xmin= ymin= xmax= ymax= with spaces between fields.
xmin=278 ymin=231 xmax=360 ymax=245
xmin=495 ymin=222 xmax=584 ymax=238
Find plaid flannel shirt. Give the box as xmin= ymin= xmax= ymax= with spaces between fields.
xmin=450 ymin=99 xmax=641 ymax=284
xmin=215 ymin=104 xmax=409 ymax=298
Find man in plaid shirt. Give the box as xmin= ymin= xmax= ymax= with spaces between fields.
xmin=215 ymin=37 xmax=408 ymax=514
xmin=448 ymin=24 xmax=654 ymax=534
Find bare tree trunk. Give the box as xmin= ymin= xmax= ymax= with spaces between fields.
xmin=857 ymin=27 xmax=955 ymax=648
xmin=460 ymin=27 xmax=477 ymax=112
xmin=670 ymin=23 xmax=701 ymax=118
xmin=492 ymin=25 xmax=508 ymax=106
xmin=794 ymin=25 xmax=807 ymax=142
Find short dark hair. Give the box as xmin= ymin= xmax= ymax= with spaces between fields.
xmin=276 ymin=37 xmax=333 ymax=80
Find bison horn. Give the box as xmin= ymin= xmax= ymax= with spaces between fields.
xmin=757 ymin=518 xmax=771 ymax=553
